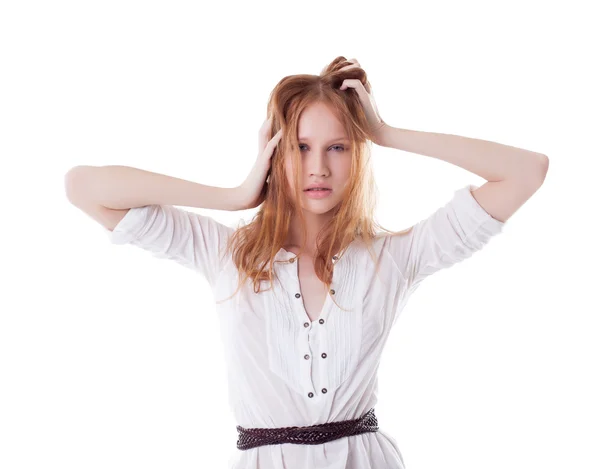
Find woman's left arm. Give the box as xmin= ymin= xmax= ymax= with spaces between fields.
xmin=377 ymin=125 xmax=549 ymax=223
xmin=378 ymin=125 xmax=548 ymax=184
xmin=338 ymin=58 xmax=549 ymax=224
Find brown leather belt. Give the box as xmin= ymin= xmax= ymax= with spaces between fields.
xmin=236 ymin=408 xmax=379 ymax=450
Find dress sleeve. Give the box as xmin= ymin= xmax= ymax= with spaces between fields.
xmin=387 ymin=184 xmax=506 ymax=289
xmin=104 ymin=205 xmax=234 ymax=289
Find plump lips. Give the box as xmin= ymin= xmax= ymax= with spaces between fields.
xmin=303 ymin=188 xmax=333 ymax=199
xmin=304 ymin=183 xmax=332 ymax=191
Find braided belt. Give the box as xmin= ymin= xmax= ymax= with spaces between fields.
xmin=236 ymin=408 xmax=379 ymax=450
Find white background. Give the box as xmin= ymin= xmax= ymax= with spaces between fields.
xmin=1 ymin=0 xmax=597 ymax=468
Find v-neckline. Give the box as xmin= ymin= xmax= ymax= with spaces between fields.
xmin=294 ymin=256 xmax=331 ymax=324
xmin=276 ymin=247 xmax=339 ymax=325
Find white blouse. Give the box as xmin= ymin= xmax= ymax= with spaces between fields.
xmin=105 ymin=183 xmax=506 ymax=469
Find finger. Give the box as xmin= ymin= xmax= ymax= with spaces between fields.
xmin=262 ymin=129 xmax=282 ymax=156
xmin=260 ymin=116 xmax=272 ymax=130
xmin=340 ymin=78 xmax=365 ymax=92
xmin=271 ymin=128 xmax=283 ymax=146
xmin=340 ymin=79 xmax=375 ymax=112
xmin=339 ymin=63 xmax=360 ymax=73
xmin=272 ymin=128 xmax=283 ymax=141
xmin=258 ymin=117 xmax=276 ymax=152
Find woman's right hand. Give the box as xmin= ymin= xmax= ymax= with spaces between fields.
xmin=235 ymin=116 xmax=283 ymax=210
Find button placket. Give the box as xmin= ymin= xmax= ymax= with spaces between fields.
xmin=300 ymin=336 xmax=315 ymax=398
xmin=263 ymin=251 xmax=321 ymax=398
xmin=289 ymin=251 xmax=340 ymax=400
xmin=318 ymin=285 xmax=333 ymax=392
xmin=301 ymin=310 xmax=315 ymax=398
xmin=296 ymin=257 xmax=316 ymax=399
xmin=315 ymin=309 xmax=330 ymax=397
xmin=301 ymin=302 xmax=324 ymax=400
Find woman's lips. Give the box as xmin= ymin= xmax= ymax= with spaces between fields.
xmin=304 ymin=189 xmax=332 ymax=199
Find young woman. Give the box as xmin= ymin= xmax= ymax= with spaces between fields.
xmin=65 ymin=57 xmax=548 ymax=469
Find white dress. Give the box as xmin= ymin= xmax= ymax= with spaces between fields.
xmin=105 ymin=184 xmax=506 ymax=469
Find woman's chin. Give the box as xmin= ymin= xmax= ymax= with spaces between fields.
xmin=300 ymin=200 xmax=339 ymax=214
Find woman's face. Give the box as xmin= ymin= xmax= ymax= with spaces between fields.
xmin=284 ymin=102 xmax=352 ymax=215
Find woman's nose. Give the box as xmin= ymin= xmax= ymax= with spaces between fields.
xmin=307 ymin=152 xmax=329 ymax=176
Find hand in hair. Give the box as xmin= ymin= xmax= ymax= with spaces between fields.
xmin=236 ymin=116 xmax=282 ymax=209
xmin=339 ymin=59 xmax=389 ymax=146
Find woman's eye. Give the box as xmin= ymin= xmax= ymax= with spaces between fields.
xmin=299 ymin=145 xmax=345 ymax=151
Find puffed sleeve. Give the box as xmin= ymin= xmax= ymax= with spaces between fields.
xmin=104 ymin=205 xmax=234 ymax=289
xmin=387 ymin=184 xmax=506 ymax=289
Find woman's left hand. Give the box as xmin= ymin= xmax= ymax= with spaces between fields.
xmin=339 ymin=59 xmax=389 ymax=147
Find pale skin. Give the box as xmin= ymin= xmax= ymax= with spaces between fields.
xmin=281 ymin=101 xmax=354 ymax=320
xmin=282 ymin=101 xmax=352 ymax=255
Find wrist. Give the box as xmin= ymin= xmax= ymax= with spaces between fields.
xmin=231 ymin=185 xmax=250 ymax=211
xmin=375 ymin=123 xmax=394 ymax=148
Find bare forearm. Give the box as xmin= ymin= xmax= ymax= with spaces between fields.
xmin=65 ymin=165 xmax=245 ymax=211
xmin=379 ymin=125 xmax=547 ymax=183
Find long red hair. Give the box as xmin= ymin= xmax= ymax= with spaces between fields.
xmin=216 ymin=56 xmax=411 ymax=308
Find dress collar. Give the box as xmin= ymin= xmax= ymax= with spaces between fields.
xmin=273 ymin=246 xmax=346 ymax=264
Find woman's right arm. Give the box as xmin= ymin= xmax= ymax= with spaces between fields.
xmin=64 ymin=116 xmax=283 ymax=214
xmin=64 ymin=165 xmax=245 ymax=286
xmin=63 ymin=119 xmax=282 ymax=285
xmin=64 ymin=164 xmax=247 ymax=212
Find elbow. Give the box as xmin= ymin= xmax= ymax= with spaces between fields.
xmin=536 ymin=154 xmax=549 ymax=186
xmin=64 ymin=165 xmax=95 ymax=203
xmin=521 ymin=154 xmax=549 ymax=188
